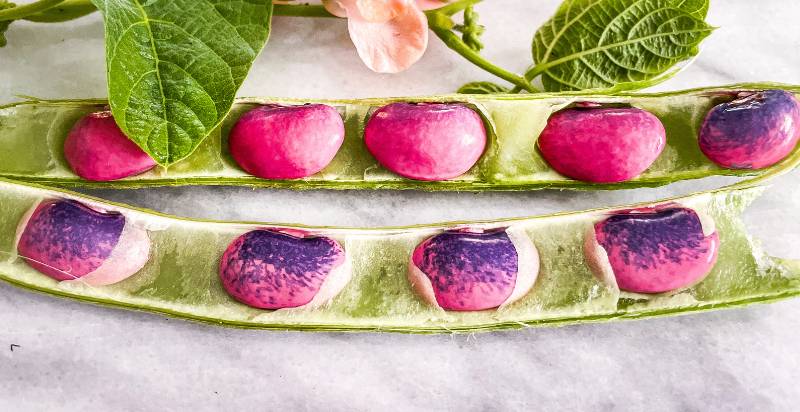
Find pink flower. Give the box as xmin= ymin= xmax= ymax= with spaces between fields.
xmin=323 ymin=0 xmax=449 ymax=73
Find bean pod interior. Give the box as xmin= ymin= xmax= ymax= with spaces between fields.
xmin=0 ymin=178 xmax=797 ymax=331
xmin=2 ymin=84 xmax=798 ymax=190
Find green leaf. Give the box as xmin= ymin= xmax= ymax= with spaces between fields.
xmin=92 ymin=0 xmax=273 ymax=165
xmin=457 ymin=81 xmax=510 ymax=94
xmin=528 ymin=0 xmax=714 ymax=92
xmin=673 ymin=0 xmax=709 ymax=18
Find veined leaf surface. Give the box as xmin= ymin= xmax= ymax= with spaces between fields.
xmin=530 ymin=0 xmax=713 ymax=91
xmin=92 ymin=0 xmax=273 ymax=165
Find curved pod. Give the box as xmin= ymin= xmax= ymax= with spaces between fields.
xmin=219 ymin=229 xmax=351 ymax=309
xmin=365 ymin=103 xmax=487 ymax=181
xmin=16 ymin=199 xmax=151 ymax=285
xmin=408 ymin=227 xmax=539 ymax=311
xmin=584 ymin=205 xmax=719 ymax=294
xmin=699 ymin=90 xmax=800 ymax=169
xmin=3 ymin=84 xmax=800 ymax=191
xmin=538 ymin=106 xmax=666 ymax=183
xmin=0 ymin=177 xmax=798 ymax=331
xmin=228 ymin=104 xmax=345 ymax=179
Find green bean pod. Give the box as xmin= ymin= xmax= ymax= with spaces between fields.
xmin=0 ymin=176 xmax=797 ymax=333
xmin=1 ymin=83 xmax=798 ymax=190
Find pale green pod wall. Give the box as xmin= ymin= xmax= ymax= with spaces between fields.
xmin=1 ymin=83 xmax=798 ymax=190
xmin=1 ymin=178 xmax=798 ymax=333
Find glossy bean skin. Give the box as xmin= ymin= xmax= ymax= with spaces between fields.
xmin=64 ymin=111 xmax=157 ymax=181
xmin=219 ymin=229 xmax=350 ymax=309
xmin=409 ymin=229 xmax=538 ymax=311
xmin=228 ymin=104 xmax=345 ymax=179
xmin=585 ymin=206 xmax=719 ymax=294
xmin=699 ymin=90 xmax=800 ymax=169
xmin=538 ymin=106 xmax=666 ymax=183
xmin=16 ymin=199 xmax=150 ymax=285
xmin=364 ymin=103 xmax=487 ymax=181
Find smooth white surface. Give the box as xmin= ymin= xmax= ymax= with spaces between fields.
xmin=2 ymin=1 xmax=800 ymax=410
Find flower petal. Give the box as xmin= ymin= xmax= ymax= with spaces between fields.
xmin=322 ymin=0 xmax=348 ymax=18
xmin=347 ymin=3 xmax=429 ymax=73
xmin=325 ymin=0 xmax=410 ymax=22
xmin=416 ymin=0 xmax=449 ymax=10
xmin=354 ymin=0 xmax=408 ymax=22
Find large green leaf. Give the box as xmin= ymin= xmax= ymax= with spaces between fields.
xmin=674 ymin=0 xmax=709 ymax=18
xmin=529 ymin=0 xmax=713 ymax=91
xmin=92 ymin=0 xmax=273 ymax=165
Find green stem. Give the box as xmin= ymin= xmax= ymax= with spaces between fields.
xmin=0 ymin=0 xmax=65 ymax=21
xmin=23 ymin=0 xmax=94 ymax=23
xmin=434 ymin=0 xmax=483 ymax=16
xmin=429 ymin=25 xmax=538 ymax=93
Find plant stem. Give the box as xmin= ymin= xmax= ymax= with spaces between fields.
xmin=23 ymin=0 xmax=94 ymax=23
xmin=434 ymin=0 xmax=483 ymax=16
xmin=0 ymin=0 xmax=65 ymax=21
xmin=429 ymin=24 xmax=538 ymax=93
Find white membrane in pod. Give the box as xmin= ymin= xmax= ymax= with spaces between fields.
xmin=407 ymin=253 xmax=442 ymax=309
xmin=500 ymin=225 xmax=540 ymax=308
xmin=583 ymin=224 xmax=619 ymax=290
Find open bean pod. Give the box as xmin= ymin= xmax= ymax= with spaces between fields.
xmin=1 ymin=83 xmax=798 ymax=190
xmin=0 ymin=177 xmax=797 ymax=333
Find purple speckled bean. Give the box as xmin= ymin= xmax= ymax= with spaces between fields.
xmin=409 ymin=228 xmax=538 ymax=311
xmin=699 ymin=90 xmax=800 ymax=169
xmin=585 ymin=206 xmax=719 ymax=294
xmin=16 ymin=199 xmax=151 ymax=285
xmin=64 ymin=111 xmax=157 ymax=181
xmin=228 ymin=104 xmax=345 ymax=179
xmin=364 ymin=103 xmax=487 ymax=181
xmin=219 ymin=229 xmax=350 ymax=309
xmin=537 ymin=106 xmax=666 ymax=183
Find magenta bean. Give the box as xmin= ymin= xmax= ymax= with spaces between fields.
xmin=16 ymin=199 xmax=150 ymax=285
xmin=585 ymin=206 xmax=719 ymax=294
xmin=364 ymin=103 xmax=487 ymax=181
xmin=409 ymin=228 xmax=538 ymax=311
xmin=64 ymin=111 xmax=157 ymax=181
xmin=219 ymin=229 xmax=350 ymax=309
xmin=699 ymin=90 xmax=800 ymax=169
xmin=537 ymin=106 xmax=666 ymax=183
xmin=228 ymin=104 xmax=345 ymax=179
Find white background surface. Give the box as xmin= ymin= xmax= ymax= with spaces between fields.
xmin=2 ymin=1 xmax=800 ymax=410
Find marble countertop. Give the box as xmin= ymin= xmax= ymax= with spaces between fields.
xmin=2 ymin=1 xmax=800 ymax=410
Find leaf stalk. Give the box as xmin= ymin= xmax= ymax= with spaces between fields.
xmin=0 ymin=0 xmax=65 ymax=21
